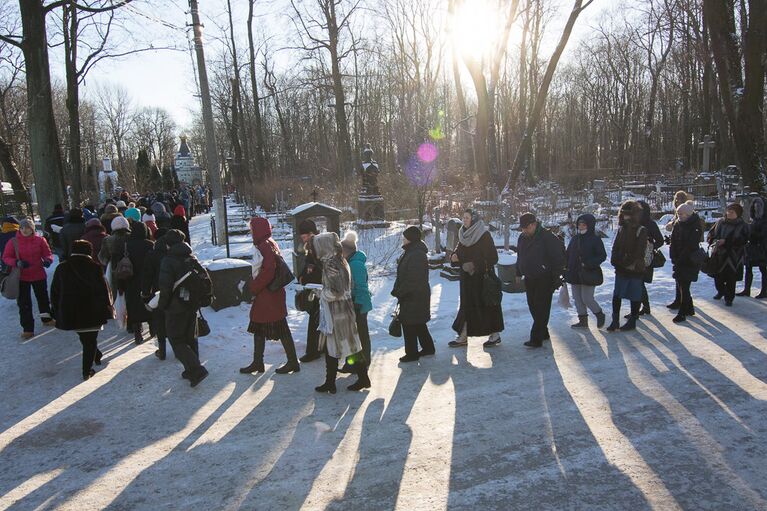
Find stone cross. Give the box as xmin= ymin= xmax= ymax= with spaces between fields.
xmin=699 ymin=135 xmax=716 ymax=173
xmin=311 ymin=187 xmax=319 ymax=202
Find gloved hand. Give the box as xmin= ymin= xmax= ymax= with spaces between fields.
xmin=42 ymin=260 xmax=52 ymax=268
xmin=16 ymin=260 xmax=29 ymax=269
xmin=462 ymin=261 xmax=476 ymax=275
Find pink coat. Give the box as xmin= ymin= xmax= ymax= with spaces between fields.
xmin=2 ymin=231 xmax=53 ymax=282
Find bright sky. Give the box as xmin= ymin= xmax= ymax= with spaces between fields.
xmin=46 ymin=0 xmax=609 ymax=132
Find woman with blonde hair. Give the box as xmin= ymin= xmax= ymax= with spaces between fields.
xmin=312 ymin=232 xmax=365 ymax=393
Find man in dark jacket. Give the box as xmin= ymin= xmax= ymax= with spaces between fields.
xmin=44 ymin=204 xmax=66 ymax=256
xmin=516 ymin=213 xmax=566 ymax=348
xmin=142 ymin=228 xmax=169 ymax=359
xmin=157 ymin=229 xmax=208 ymax=386
xmin=59 ymin=208 xmax=87 ymax=261
xmin=297 ymin=219 xmax=324 ymax=362
xmin=637 ymin=201 xmax=664 ymax=315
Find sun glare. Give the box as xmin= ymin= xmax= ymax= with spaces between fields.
xmin=450 ymin=0 xmax=504 ymax=61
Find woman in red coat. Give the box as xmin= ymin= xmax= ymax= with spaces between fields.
xmin=240 ymin=217 xmax=300 ymax=375
xmin=2 ymin=218 xmax=55 ymax=338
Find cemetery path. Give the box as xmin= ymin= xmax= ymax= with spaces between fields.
xmin=1 ymin=215 xmax=766 ymax=510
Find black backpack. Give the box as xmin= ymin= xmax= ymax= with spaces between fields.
xmin=177 ymin=257 xmax=214 ymax=308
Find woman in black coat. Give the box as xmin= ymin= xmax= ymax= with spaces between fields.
xmin=638 ymin=201 xmax=664 ymax=315
xmin=125 ymin=221 xmax=154 ymax=344
xmin=449 ymin=209 xmax=504 ymax=347
xmin=51 ymin=240 xmax=114 ymax=380
xmin=141 ymin=228 xmax=168 ymax=360
xmin=707 ymin=203 xmax=748 ymax=306
xmin=391 ymin=226 xmax=434 ymax=362
xmin=564 ymin=213 xmax=607 ymax=329
xmin=738 ymin=196 xmax=767 ymax=298
xmin=669 ymin=201 xmax=703 ymax=322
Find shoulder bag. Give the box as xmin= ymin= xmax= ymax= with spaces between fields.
xmin=0 ymin=238 xmax=21 ymax=300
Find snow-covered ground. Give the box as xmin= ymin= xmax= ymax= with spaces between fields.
xmin=1 ymin=211 xmax=767 ymax=510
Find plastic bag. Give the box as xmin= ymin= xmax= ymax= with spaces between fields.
xmin=105 ymin=261 xmax=113 ymax=291
xmin=558 ymin=284 xmax=572 ymax=310
xmin=114 ymin=291 xmax=128 ymax=329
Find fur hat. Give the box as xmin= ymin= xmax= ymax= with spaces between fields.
xmin=298 ymin=219 xmax=319 ymax=235
xmin=105 ymin=204 xmax=119 ymax=214
xmin=71 ymin=240 xmax=93 ymax=256
xmin=726 ymin=203 xmax=744 ymax=218
xmin=341 ymin=230 xmax=359 ymax=252
xmin=402 ymin=226 xmax=422 ymax=243
xmin=619 ymin=200 xmax=642 ymax=225
xmin=676 ymin=200 xmax=695 ymax=218
xmin=111 ymin=215 xmax=130 ymax=232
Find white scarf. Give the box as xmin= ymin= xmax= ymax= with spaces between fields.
xmin=251 ymin=244 xmax=263 ymax=277
xmin=458 ymin=219 xmax=487 ymax=247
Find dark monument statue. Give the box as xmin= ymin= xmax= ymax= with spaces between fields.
xmin=356 ymin=143 xmax=388 ymax=228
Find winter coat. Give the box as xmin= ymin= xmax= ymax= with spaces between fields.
xmin=611 ymin=201 xmax=649 ymax=279
xmin=141 ymin=235 xmax=168 ymax=297
xmin=564 ymin=214 xmax=607 ymax=286
xmin=670 ymin=212 xmax=703 ymax=282
xmin=516 ymin=224 xmax=567 ymax=281
xmin=0 ymin=216 xmax=19 ymax=259
xmin=707 ymin=217 xmax=748 ymax=277
xmin=639 ymin=201 xmax=664 ymax=283
xmin=746 ymin=197 xmax=767 ymax=267
xmin=44 ymin=209 xmax=65 ymax=251
xmin=150 ymin=203 xmax=172 ymax=230
xmin=298 ymin=238 xmax=323 ymax=286
xmin=170 ymin=211 xmax=190 ymax=244
xmin=157 ymin=231 xmax=200 ymax=338
xmin=124 ymin=222 xmax=154 ymax=324
xmin=2 ymin=231 xmax=53 ymax=282
xmin=248 ymin=217 xmax=288 ymax=324
xmin=50 ymin=254 xmax=113 ymax=331
xmin=348 ymin=250 xmax=373 ymax=314
xmin=81 ymin=220 xmax=107 ymax=262
xmin=391 ymin=240 xmax=431 ymax=325
xmin=59 ymin=217 xmax=86 ymax=261
xmin=98 ymin=229 xmax=129 ymax=270
xmin=451 ymin=230 xmax=504 ymax=336
xmin=100 ymin=212 xmax=120 ymax=235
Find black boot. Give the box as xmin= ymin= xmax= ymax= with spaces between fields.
xmin=275 ymin=334 xmax=300 ymax=374
xmin=736 ymin=288 xmax=751 ymax=297
xmin=620 ymin=302 xmax=640 ymax=331
xmin=94 ymin=349 xmax=103 ymax=366
xmin=155 ymin=337 xmax=166 ymax=360
xmin=315 ymin=355 xmax=337 ymax=394
xmin=571 ymin=315 xmax=588 ymax=329
xmin=347 ymin=365 xmax=371 ymax=391
xmin=189 ymin=366 xmax=209 ymax=387
xmin=595 ymin=311 xmax=606 ymax=328
xmin=666 ymin=301 xmax=681 ymax=310
xmin=134 ymin=324 xmax=144 ymax=345
xmin=607 ymin=297 xmax=621 ymax=332
xmin=240 ymin=335 xmax=266 ymax=373
xmin=672 ymin=314 xmax=687 ymax=323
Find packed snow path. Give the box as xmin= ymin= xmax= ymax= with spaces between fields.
xmin=1 ymin=217 xmax=767 ymax=510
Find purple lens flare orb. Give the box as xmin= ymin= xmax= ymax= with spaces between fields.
xmin=417 ymin=142 xmax=438 ymax=163
xmin=406 ymin=142 xmax=439 ymax=187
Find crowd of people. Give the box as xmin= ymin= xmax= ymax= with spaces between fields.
xmin=1 ymin=187 xmax=764 ymax=393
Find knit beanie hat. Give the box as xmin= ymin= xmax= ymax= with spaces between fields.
xmin=111 ymin=215 xmax=130 ymax=232
xmin=676 ymin=200 xmax=695 ymax=218
xmin=19 ymin=217 xmax=34 ymax=231
xmin=403 ymin=225 xmax=422 ymax=243
xmin=341 ymin=231 xmax=358 ymax=252
xmin=727 ymin=203 xmax=744 ymax=218
xmin=116 ymin=200 xmax=127 ymax=209
xmin=142 ymin=213 xmax=156 ymax=222
xmin=71 ymin=240 xmax=92 ymax=256
xmin=124 ymin=207 xmax=141 ymax=222
xmin=105 ymin=204 xmax=118 ymax=214
xmin=298 ymin=219 xmax=319 ymax=235
xmin=86 ymin=218 xmax=103 ymax=229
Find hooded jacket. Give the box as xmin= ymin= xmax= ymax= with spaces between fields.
xmin=59 ymin=215 xmax=86 ymax=260
xmin=170 ymin=205 xmax=190 ymax=243
xmin=157 ymin=229 xmax=198 ymax=318
xmin=81 ymin=219 xmax=107 ymax=261
xmin=0 ymin=216 xmax=19 ymax=256
xmin=50 ymin=254 xmax=113 ymax=330
xmin=2 ymin=230 xmax=53 ymax=282
xmin=565 ymin=214 xmax=607 ymax=285
xmin=248 ymin=217 xmax=288 ymax=324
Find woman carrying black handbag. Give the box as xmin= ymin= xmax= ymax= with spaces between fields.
xmin=737 ymin=196 xmax=767 ymax=298
xmin=564 ymin=214 xmax=607 ymax=329
xmin=391 ymin=226 xmax=434 ymax=362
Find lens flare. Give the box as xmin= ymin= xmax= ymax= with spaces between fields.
xmin=417 ymin=142 xmax=439 ymax=163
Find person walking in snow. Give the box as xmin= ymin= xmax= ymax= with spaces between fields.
xmin=737 ymin=196 xmax=767 ymax=298
xmin=607 ymin=201 xmax=648 ymax=332
xmin=340 ymin=231 xmax=373 ymax=390
xmin=391 ymin=226 xmax=435 ymax=362
xmin=170 ymin=205 xmax=191 ymax=244
xmin=156 ymin=229 xmax=210 ymax=387
xmin=142 ymin=211 xmax=158 ymax=239
xmin=637 ymin=201 xmax=664 ymax=316
xmin=516 ymin=213 xmax=567 ymax=347
xmin=100 ymin=204 xmax=120 ymax=235
xmin=312 ymin=232 xmax=363 ymax=394
xmin=142 ymin=228 xmax=169 ymax=360
xmin=124 ymin=221 xmax=154 ymax=344
xmin=2 ymin=218 xmax=55 ymax=338
xmin=564 ymin=213 xmax=607 ymax=329
xmin=448 ymin=209 xmax=504 ymax=348
xmin=59 ymin=207 xmax=87 ymax=261
xmin=707 ymin=203 xmax=748 ymax=306
xmin=150 ymin=202 xmax=172 ymax=230
xmin=297 ymin=219 xmax=324 ymax=363
xmin=669 ymin=201 xmax=703 ymax=322
xmin=240 ymin=217 xmax=301 ymax=375
xmin=50 ymin=240 xmax=113 ymax=380
xmin=81 ymin=218 xmax=107 ymax=264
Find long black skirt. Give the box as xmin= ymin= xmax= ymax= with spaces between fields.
xmin=247 ymin=317 xmax=292 ymax=340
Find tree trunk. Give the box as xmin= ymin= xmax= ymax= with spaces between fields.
xmin=0 ymin=134 xmax=31 ymax=212
xmin=327 ymin=1 xmax=353 ymax=184
xmin=18 ymin=0 xmax=67 ymax=217
xmin=247 ymin=0 xmax=266 ymax=181
xmin=64 ymin=2 xmax=83 ymax=202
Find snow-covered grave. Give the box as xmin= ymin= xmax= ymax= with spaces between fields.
xmin=2 ymin=208 xmax=767 ymax=510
